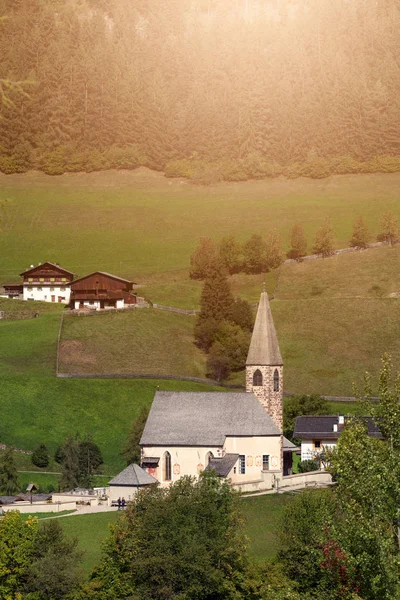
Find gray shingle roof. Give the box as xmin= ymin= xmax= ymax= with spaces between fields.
xmin=140 ymin=391 xmax=281 ymax=447
xmin=294 ymin=416 xmax=382 ymax=439
xmin=283 ymin=436 xmax=298 ymax=452
xmin=246 ymin=291 xmax=282 ymax=366
xmin=109 ymin=464 xmax=158 ymax=487
xmin=206 ymin=454 xmax=239 ymax=477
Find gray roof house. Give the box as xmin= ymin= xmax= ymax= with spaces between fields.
xmin=108 ymin=463 xmax=158 ymax=505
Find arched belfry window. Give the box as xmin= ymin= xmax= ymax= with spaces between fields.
xmin=253 ymin=369 xmax=263 ymax=386
xmin=206 ymin=451 xmax=214 ymax=466
xmin=164 ymin=452 xmax=171 ymax=481
xmin=273 ymin=369 xmax=279 ymax=392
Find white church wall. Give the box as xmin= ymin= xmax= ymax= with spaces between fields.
xmin=142 ymin=445 xmax=221 ymax=487
xmin=224 ymin=435 xmax=282 ymax=484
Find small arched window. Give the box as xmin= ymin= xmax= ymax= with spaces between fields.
xmin=205 ymin=451 xmax=214 ymax=466
xmin=163 ymin=451 xmax=171 ymax=481
xmin=273 ymin=369 xmax=279 ymax=392
xmin=253 ymin=369 xmax=263 ymax=386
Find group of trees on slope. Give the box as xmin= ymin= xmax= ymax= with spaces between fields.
xmin=190 ymin=211 xmax=400 ymax=277
xmin=1 ymin=0 xmax=400 ymax=180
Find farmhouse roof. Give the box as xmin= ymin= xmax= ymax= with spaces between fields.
xmin=70 ymin=271 xmax=135 ymax=286
xmin=294 ymin=416 xmax=382 ymax=440
xmin=206 ymin=453 xmax=239 ymax=477
xmin=140 ymin=391 xmax=281 ymax=447
xmin=246 ymin=290 xmax=282 ymax=366
xmin=108 ymin=463 xmax=158 ymax=487
xmin=20 ymin=262 xmax=74 ymax=277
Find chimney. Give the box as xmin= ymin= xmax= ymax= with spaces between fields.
xmin=338 ymin=415 xmax=345 ymax=426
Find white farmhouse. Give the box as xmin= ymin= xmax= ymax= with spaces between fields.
xmin=20 ymin=262 xmax=74 ymax=304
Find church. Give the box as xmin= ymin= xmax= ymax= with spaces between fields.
xmin=139 ymin=289 xmax=297 ymax=492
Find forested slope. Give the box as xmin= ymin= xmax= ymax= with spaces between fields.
xmin=1 ymin=0 xmax=400 ymax=180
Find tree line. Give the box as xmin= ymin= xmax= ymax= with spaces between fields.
xmin=190 ymin=211 xmax=400 ymax=278
xmin=0 ymin=434 xmax=103 ymax=495
xmin=1 ymin=0 xmax=400 ymax=180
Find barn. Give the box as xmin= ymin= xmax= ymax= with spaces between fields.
xmin=70 ymin=271 xmax=137 ymax=310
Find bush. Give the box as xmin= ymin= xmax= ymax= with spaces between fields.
xmin=298 ymin=459 xmax=319 ymax=473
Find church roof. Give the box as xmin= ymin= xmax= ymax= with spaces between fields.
xmin=206 ymin=454 xmax=239 ymax=477
xmin=108 ymin=463 xmax=158 ymax=487
xmin=140 ymin=391 xmax=281 ymax=447
xmin=246 ymin=290 xmax=282 ymax=366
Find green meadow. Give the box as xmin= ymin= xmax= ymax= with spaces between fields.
xmin=0 ymin=169 xmax=399 ymax=290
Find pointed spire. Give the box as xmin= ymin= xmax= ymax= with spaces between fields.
xmin=246 ymin=289 xmax=283 ymax=366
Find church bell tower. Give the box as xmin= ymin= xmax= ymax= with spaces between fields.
xmin=246 ymin=286 xmax=283 ymax=431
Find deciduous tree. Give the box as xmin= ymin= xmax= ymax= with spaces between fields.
xmin=79 ymin=472 xmax=251 ymax=599
xmin=287 ymin=223 xmax=308 ymax=260
xmin=189 ymin=238 xmax=218 ymax=280
xmin=219 ymin=235 xmax=242 ymax=274
xmin=349 ymin=216 xmax=371 ymax=249
xmin=313 ymin=218 xmax=335 ymax=258
xmin=243 ymin=234 xmax=267 ymax=274
xmin=378 ymin=210 xmax=399 ymax=245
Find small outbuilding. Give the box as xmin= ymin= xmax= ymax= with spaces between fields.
xmin=108 ymin=463 xmax=158 ymax=505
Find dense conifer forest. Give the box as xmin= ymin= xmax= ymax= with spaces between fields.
xmin=1 ymin=0 xmax=400 ymax=180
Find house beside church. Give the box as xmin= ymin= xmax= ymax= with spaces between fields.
xmin=140 ymin=289 xmax=298 ymax=492
xmin=294 ymin=415 xmax=382 ymax=466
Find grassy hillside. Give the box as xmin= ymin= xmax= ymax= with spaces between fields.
xmin=56 ymin=245 xmax=400 ymax=395
xmin=0 ymin=170 xmax=399 ymax=291
xmin=59 ymin=310 xmax=206 ymax=377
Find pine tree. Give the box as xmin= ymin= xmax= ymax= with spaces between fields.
xmin=313 ymin=218 xmax=335 ymax=258
xmin=197 ymin=259 xmax=234 ymax=324
xmin=31 ymin=443 xmax=50 ymax=468
xmin=287 ymin=223 xmax=308 ymax=260
xmin=349 ymin=216 xmax=371 ymax=249
xmin=122 ymin=407 xmax=149 ymax=465
xmin=0 ymin=447 xmax=19 ymax=495
xmin=378 ymin=211 xmax=399 ymax=245
xmin=59 ymin=435 xmax=80 ymax=492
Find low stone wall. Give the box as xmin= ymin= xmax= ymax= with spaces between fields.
xmin=280 ymin=470 xmax=332 ymax=488
xmin=2 ymin=500 xmax=77 ymax=514
xmin=52 ymin=493 xmax=98 ymax=506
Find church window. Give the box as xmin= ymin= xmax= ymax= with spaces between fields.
xmin=205 ymin=451 xmax=214 ymax=466
xmin=239 ymin=455 xmax=246 ymax=475
xmin=163 ymin=452 xmax=171 ymax=481
xmin=273 ymin=369 xmax=279 ymax=392
xmin=253 ymin=369 xmax=263 ymax=386
xmin=262 ymin=455 xmax=270 ymax=471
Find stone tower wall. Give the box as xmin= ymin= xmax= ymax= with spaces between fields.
xmin=246 ymin=365 xmax=283 ymax=431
